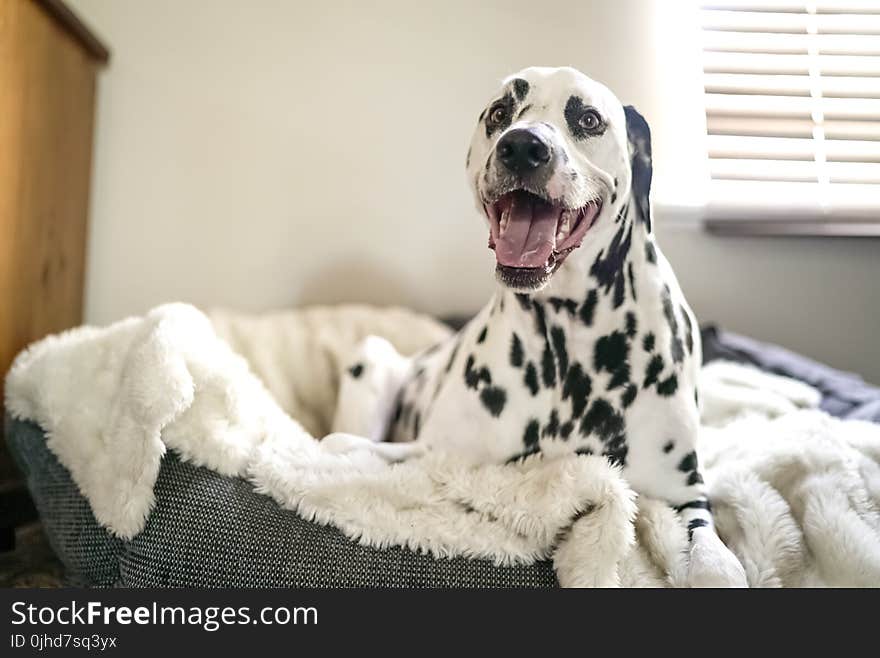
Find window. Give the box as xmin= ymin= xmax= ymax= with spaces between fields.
xmin=700 ymin=1 xmax=880 ymax=234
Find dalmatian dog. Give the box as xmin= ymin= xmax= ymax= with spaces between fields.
xmin=327 ymin=67 xmax=748 ymax=587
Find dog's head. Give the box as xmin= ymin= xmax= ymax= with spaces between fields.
xmin=467 ymin=66 xmax=653 ymax=292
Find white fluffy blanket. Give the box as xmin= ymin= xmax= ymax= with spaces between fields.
xmin=6 ymin=303 xmax=880 ymax=587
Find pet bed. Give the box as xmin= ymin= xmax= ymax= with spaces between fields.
xmin=5 ymin=304 xmax=880 ymax=587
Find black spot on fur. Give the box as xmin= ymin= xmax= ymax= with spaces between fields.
xmin=565 ymin=95 xmax=606 ymax=139
xmin=643 ymin=354 xmax=664 ymax=389
xmin=579 ymin=289 xmax=598 ymax=326
xmin=541 ymin=345 xmax=556 ymax=388
xmin=550 ymin=326 xmax=568 ymax=378
xmin=348 ymin=363 xmax=364 ymax=378
xmin=445 ymin=338 xmax=461 ymax=373
xmin=621 ymin=384 xmax=637 ymax=408
xmin=687 ymin=518 xmax=709 ymax=540
xmin=513 ymin=78 xmax=530 ymax=101
xmin=678 ymin=451 xmax=698 ymax=473
xmin=677 ymin=451 xmax=707 ymax=501
xmin=603 ymin=435 xmax=628 ymax=467
xmin=543 ymin=409 xmax=560 ymax=438
xmin=560 ymin=421 xmax=574 ymax=439
xmin=477 ymin=326 xmax=488 ymax=344
xmin=562 ymin=362 xmax=592 ymax=419
xmin=625 ymin=312 xmax=637 ymax=338
xmin=505 ymin=446 xmax=542 ymax=464
xmin=480 ymin=386 xmax=507 ymax=417
xmin=524 ymin=362 xmax=540 ymax=396
xmin=532 ymin=299 xmax=548 ymax=335
xmin=413 ymin=412 xmax=421 ymax=438
xmin=608 ymin=368 xmax=629 ymax=391
xmin=590 ymin=223 xmax=633 ymax=309
xmin=576 ymin=447 xmax=594 ymax=456
xmin=466 ymin=146 xmax=471 ymax=167
xmin=510 ymin=333 xmax=524 ymax=368
xmin=657 ymin=373 xmax=679 ymax=397
xmin=464 ymin=356 xmax=491 ymax=390
xmin=628 ymin=262 xmax=637 ymax=302
xmin=464 ymin=355 xmax=479 ymax=389
xmin=645 ymin=241 xmax=657 ymax=264
xmin=662 ymin=285 xmax=684 ymax=363
xmin=642 ymin=333 xmax=655 ymax=353
xmin=549 ymin=297 xmax=578 ymax=315
xmin=682 ymin=305 xmax=694 ymax=355
xmin=676 ymin=499 xmax=711 ymax=513
xmin=515 ymin=293 xmax=532 ymax=311
xmin=594 ymin=331 xmax=630 ymax=391
xmin=663 ymin=440 xmax=675 ymax=453
xmin=580 ymin=399 xmax=625 ymax=442
xmin=532 ymin=302 xmax=556 ymax=388
xmin=523 ymin=419 xmax=540 ymax=449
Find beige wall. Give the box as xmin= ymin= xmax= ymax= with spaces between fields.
xmin=70 ymin=0 xmax=879 ymax=383
xmin=658 ymin=221 xmax=880 ymax=384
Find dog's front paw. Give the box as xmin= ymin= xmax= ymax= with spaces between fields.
xmin=321 ymin=432 xmax=425 ymax=463
xmin=686 ymin=528 xmax=748 ymax=588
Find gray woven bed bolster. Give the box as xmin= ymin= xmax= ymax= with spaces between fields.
xmin=4 ymin=416 xmax=558 ymax=588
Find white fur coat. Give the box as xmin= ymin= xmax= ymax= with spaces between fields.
xmin=6 ymin=303 xmax=880 ymax=587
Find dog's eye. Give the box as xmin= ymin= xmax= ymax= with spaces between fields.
xmin=578 ymin=109 xmax=603 ymax=132
xmin=488 ymin=104 xmax=508 ymax=127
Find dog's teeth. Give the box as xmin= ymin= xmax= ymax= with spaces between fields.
xmin=556 ymin=214 xmax=571 ymax=242
xmin=500 ymin=208 xmax=510 ymax=234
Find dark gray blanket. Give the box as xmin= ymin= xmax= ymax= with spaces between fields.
xmin=701 ymin=326 xmax=880 ymax=423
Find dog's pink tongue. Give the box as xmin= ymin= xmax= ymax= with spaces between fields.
xmin=495 ymin=195 xmax=558 ymax=268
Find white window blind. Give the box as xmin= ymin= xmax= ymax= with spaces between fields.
xmin=700 ymin=0 xmax=880 ymax=230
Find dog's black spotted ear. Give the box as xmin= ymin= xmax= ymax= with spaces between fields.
xmin=624 ymin=105 xmax=653 ymax=233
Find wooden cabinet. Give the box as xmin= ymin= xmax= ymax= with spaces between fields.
xmin=0 ymin=0 xmax=108 ymax=539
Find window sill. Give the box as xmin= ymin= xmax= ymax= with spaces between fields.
xmin=703 ymin=219 xmax=880 ymax=238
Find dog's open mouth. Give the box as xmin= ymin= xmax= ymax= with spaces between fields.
xmin=485 ymin=190 xmax=602 ymax=289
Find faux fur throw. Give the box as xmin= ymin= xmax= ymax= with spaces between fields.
xmin=6 ymin=304 xmax=880 ymax=587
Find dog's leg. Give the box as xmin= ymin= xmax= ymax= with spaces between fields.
xmin=627 ymin=397 xmax=746 ymax=587
xmin=330 ymin=335 xmax=412 ymax=443
xmin=321 ymin=432 xmax=425 ymax=462
xmin=651 ymin=457 xmax=748 ymax=588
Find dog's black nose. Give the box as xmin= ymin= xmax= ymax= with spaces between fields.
xmin=496 ymin=129 xmax=552 ymax=175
